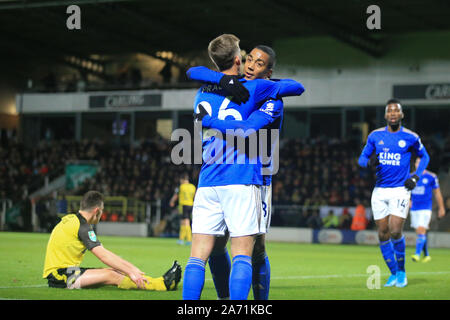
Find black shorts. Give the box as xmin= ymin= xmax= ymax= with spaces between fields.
xmin=181 ymin=205 xmax=193 ymax=220
xmin=46 ymin=267 xmax=92 ymax=288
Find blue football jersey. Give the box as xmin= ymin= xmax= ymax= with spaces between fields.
xmin=411 ymin=170 xmax=439 ymax=210
xmin=358 ymin=126 xmax=428 ymax=188
xmin=198 ymin=98 xmax=284 ymax=186
xmin=195 ymin=79 xmax=283 ymax=187
xmin=259 ymin=99 xmax=284 ymax=186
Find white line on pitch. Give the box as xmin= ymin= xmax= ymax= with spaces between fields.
xmin=0 ymin=284 xmax=47 ymax=289
xmin=204 ymin=270 xmax=450 ymax=281
xmin=268 ymin=271 xmax=450 ymax=280
xmin=1 ymin=271 xmax=449 ymax=288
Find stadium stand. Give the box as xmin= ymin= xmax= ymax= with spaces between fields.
xmin=2 ymin=131 xmax=449 ymax=232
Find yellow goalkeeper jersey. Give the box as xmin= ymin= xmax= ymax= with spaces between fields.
xmin=177 ymin=183 xmax=196 ymax=212
xmin=42 ymin=213 xmax=101 ymax=278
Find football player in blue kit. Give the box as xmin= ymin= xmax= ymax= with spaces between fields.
xmin=188 ymin=45 xmax=292 ymax=300
xmin=410 ymin=157 xmax=446 ymax=262
xmin=358 ymin=99 xmax=430 ymax=288
xmin=182 ymin=34 xmax=304 ymax=300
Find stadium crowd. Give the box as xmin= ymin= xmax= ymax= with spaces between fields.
xmin=273 ymin=137 xmax=374 ymax=208
xmin=1 ymin=132 xmax=450 ymax=229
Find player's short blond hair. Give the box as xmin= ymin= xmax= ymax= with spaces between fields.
xmin=208 ymin=34 xmax=240 ymax=71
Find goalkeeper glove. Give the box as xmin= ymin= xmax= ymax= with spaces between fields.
xmin=219 ymin=75 xmax=249 ymax=104
xmin=404 ymin=174 xmax=419 ymax=191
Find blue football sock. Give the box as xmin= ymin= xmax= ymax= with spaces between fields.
xmin=182 ymin=257 xmax=206 ymax=300
xmin=392 ymin=236 xmax=406 ymax=272
xmin=415 ymin=234 xmax=426 ymax=256
xmin=423 ymin=235 xmax=429 ymax=256
xmin=380 ymin=239 xmax=398 ymax=275
xmin=229 ymin=255 xmax=252 ymax=300
xmin=208 ymin=249 xmax=231 ymax=299
xmin=252 ymin=252 xmax=271 ymax=300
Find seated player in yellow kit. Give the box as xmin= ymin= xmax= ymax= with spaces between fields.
xmin=42 ymin=190 xmax=182 ymax=290
xmin=169 ymin=173 xmax=196 ymax=245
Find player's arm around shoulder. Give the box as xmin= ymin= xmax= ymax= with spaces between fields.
xmin=270 ymin=78 xmax=305 ymax=97
xmin=252 ymin=78 xmax=299 ymax=104
xmin=186 ymin=66 xmax=222 ymax=83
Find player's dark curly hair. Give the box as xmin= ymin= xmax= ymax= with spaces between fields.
xmin=386 ymin=98 xmax=401 ymax=106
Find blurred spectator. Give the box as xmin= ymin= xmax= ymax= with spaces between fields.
xmin=57 ymin=194 xmax=68 ymax=215
xmin=34 ymin=196 xmax=59 ymax=232
xmin=101 ymin=210 xmax=109 ymax=221
xmin=351 ymin=199 xmax=368 ymax=231
xmin=43 ymin=72 xmax=56 ymax=92
xmin=109 ymin=212 xmax=119 ymax=222
xmin=131 ymin=68 xmax=142 ymax=87
xmin=126 ymin=213 xmax=135 ymax=223
xmin=273 ymin=137 xmax=377 ymax=207
xmin=65 ymin=74 xmax=77 ymax=92
xmin=298 ymin=208 xmax=311 ymax=228
xmin=322 ymin=209 xmax=339 ymax=229
xmin=117 ymin=65 xmax=130 ymax=86
xmin=339 ymin=208 xmax=352 ymax=229
xmin=306 ymin=210 xmax=322 ymax=229
xmin=159 ymin=62 xmax=172 ymax=83
xmin=3 ymin=134 xmax=450 ymax=227
xmin=77 ymin=78 xmax=86 ymax=92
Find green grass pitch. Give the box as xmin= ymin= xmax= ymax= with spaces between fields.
xmin=0 ymin=232 xmax=449 ymax=300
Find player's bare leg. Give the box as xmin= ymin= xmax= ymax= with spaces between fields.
xmin=416 ymin=226 xmax=427 ymax=235
xmin=191 ymin=233 xmax=216 ymax=261
xmin=375 ymin=216 xmax=390 ymax=242
xmin=375 ymin=215 xmax=405 ymax=240
xmin=69 ymin=269 xmax=151 ymax=290
xmin=388 ymin=215 xmax=405 ymax=240
xmin=71 ymin=268 xmax=124 ymax=289
xmin=231 ymin=235 xmax=256 ymax=258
